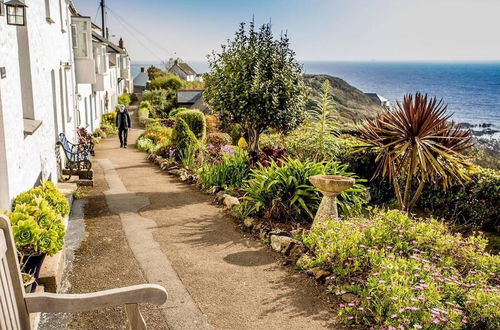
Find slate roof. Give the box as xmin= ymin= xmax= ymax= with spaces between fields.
xmin=177 ymin=89 xmax=204 ymax=104
xmin=133 ymin=71 xmax=149 ymax=87
xmin=92 ymin=32 xmax=126 ymax=54
xmin=170 ymin=62 xmax=197 ymax=76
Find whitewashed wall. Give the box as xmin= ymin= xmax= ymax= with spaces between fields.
xmin=0 ymin=0 xmax=77 ymax=209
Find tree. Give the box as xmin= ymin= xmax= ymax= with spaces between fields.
xmin=357 ymin=93 xmax=475 ymax=212
xmin=147 ymin=66 xmax=165 ymax=81
xmin=204 ymin=21 xmax=307 ymax=152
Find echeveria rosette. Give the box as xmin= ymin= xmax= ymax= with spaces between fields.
xmin=12 ymin=219 xmax=40 ymax=253
xmin=8 ymin=212 xmax=33 ymax=226
xmin=36 ymin=230 xmax=60 ymax=256
xmin=12 ymin=203 xmax=38 ymax=217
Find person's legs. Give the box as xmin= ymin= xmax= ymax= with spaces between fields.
xmin=118 ymin=128 xmax=124 ymax=147
xmin=123 ymin=129 xmax=129 ymax=148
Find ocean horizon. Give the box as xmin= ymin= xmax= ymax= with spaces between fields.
xmin=132 ymin=61 xmax=500 ymax=138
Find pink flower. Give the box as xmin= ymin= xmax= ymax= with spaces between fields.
xmin=403 ymin=318 xmax=410 ymax=323
xmin=339 ymin=304 xmax=345 ymax=308
xmin=391 ymin=314 xmax=398 ymax=319
xmin=414 ymin=325 xmax=423 ymax=329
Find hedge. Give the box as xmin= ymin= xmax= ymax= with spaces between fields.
xmin=174 ymin=109 xmax=206 ymax=141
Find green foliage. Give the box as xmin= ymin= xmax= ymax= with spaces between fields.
xmin=117 ymin=93 xmax=132 ymax=107
xmin=418 ymin=167 xmax=500 ymax=231
xmin=297 ymin=209 xmax=500 ymax=329
xmin=198 ymin=149 xmax=250 ymax=190
xmin=241 ymin=158 xmax=367 ymax=223
xmin=305 ymin=79 xmax=339 ymax=161
xmin=143 ymin=89 xmax=176 ymax=117
xmin=358 ymin=93 xmax=475 ymax=211
xmin=206 ymin=132 xmax=232 ymax=146
xmin=172 ymin=118 xmax=199 ymax=153
xmin=147 ymin=66 xmax=165 ymax=80
xmin=149 ymin=75 xmax=185 ymax=90
xmin=13 ymin=181 xmax=70 ymax=217
xmin=260 ymin=130 xmax=357 ymax=163
xmin=174 ymin=109 xmax=206 ymax=140
xmin=136 ymin=123 xmax=173 ymax=154
xmin=102 ymin=111 xmax=117 ymax=126
xmin=6 ymin=182 xmax=67 ymax=257
xmin=169 ymin=107 xmax=190 ymax=118
xmin=204 ymin=21 xmax=307 ymax=151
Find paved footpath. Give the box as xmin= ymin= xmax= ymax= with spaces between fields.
xmin=59 ymin=108 xmax=340 ymax=329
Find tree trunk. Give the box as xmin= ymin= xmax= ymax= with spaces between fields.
xmin=247 ymin=128 xmax=260 ymax=152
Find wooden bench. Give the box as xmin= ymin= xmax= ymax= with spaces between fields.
xmin=57 ymin=133 xmax=92 ymax=180
xmin=0 ymin=214 xmax=168 ymax=329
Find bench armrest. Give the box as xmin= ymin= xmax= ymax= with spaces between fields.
xmin=25 ymin=284 xmax=167 ymax=313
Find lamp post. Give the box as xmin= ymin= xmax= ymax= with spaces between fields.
xmin=5 ymin=0 xmax=27 ymax=26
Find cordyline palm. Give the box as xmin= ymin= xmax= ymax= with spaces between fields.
xmin=358 ymin=93 xmax=475 ymax=212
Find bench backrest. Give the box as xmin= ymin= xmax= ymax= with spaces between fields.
xmin=0 ymin=215 xmax=31 ymax=329
xmin=59 ymin=133 xmax=71 ymax=152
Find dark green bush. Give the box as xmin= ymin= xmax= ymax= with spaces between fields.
xmin=418 ymin=168 xmax=500 ymax=231
xmin=172 ymin=118 xmax=199 ymax=152
xmin=143 ymin=89 xmax=176 ymax=117
xmin=240 ymin=158 xmax=367 ymax=223
xmin=169 ymin=107 xmax=190 ymax=118
xmin=174 ymin=110 xmax=206 ymax=141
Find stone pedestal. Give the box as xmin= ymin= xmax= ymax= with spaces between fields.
xmin=309 ymin=175 xmax=355 ymax=227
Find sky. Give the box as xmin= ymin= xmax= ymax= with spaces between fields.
xmin=73 ymin=0 xmax=500 ymax=63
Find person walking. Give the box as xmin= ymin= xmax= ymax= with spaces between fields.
xmin=116 ymin=104 xmax=131 ymax=148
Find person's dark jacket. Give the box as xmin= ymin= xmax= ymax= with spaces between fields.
xmin=116 ymin=110 xmax=131 ymax=129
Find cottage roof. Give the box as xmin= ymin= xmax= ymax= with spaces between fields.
xmin=133 ymin=72 xmax=149 ymax=87
xmin=92 ymin=32 xmax=126 ymax=55
xmin=365 ymin=93 xmax=388 ymax=103
xmin=177 ymin=89 xmax=204 ymax=104
xmin=170 ymin=61 xmax=197 ymax=76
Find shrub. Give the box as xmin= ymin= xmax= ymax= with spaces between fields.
xmin=248 ymin=145 xmax=288 ymax=168
xmin=297 ymin=209 xmax=500 ymax=329
xmin=148 ymin=75 xmax=185 ymax=90
xmin=241 ymin=159 xmax=367 ymax=223
xmin=169 ymin=107 xmax=190 ymax=118
xmin=101 ymin=122 xmax=117 ymax=135
xmin=5 ymin=183 xmax=68 ymax=257
xmin=205 ymin=115 xmax=220 ymax=134
xmin=139 ymin=100 xmax=151 ymax=109
xmin=13 ymin=181 xmax=70 ymax=217
xmin=102 ymin=111 xmax=117 ymax=126
xmin=207 ymin=132 xmax=232 ymax=147
xmin=199 ymin=149 xmax=250 ymax=190
xmin=117 ymin=93 xmax=132 ymax=107
xmin=143 ymin=89 xmax=175 ymax=117
xmin=417 ymin=168 xmax=500 ymax=231
xmin=172 ymin=118 xmax=199 ymax=153
xmin=174 ymin=109 xmax=206 ymax=141
xmin=138 ymin=107 xmax=149 ymax=120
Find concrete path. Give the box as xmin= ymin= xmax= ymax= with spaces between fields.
xmin=74 ymin=109 xmax=339 ymax=329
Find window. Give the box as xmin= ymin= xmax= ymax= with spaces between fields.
xmin=74 ymin=21 xmax=89 ymax=57
xmin=0 ymin=1 xmax=4 ymax=16
xmin=45 ymin=0 xmax=55 ymax=23
xmin=6 ymin=5 xmax=25 ymax=25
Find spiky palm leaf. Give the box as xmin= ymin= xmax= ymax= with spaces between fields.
xmin=357 ymin=93 xmax=475 ymax=211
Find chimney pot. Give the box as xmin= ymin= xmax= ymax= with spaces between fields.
xmin=141 ymin=67 xmax=145 ymax=72
xmin=119 ymin=38 xmax=124 ymax=49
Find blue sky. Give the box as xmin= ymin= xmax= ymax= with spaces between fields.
xmin=73 ymin=0 xmax=500 ymax=63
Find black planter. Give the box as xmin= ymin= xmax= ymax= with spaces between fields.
xmin=20 ymin=254 xmax=46 ymax=292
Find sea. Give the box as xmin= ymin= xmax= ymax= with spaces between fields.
xmin=132 ymin=61 xmax=500 ymax=139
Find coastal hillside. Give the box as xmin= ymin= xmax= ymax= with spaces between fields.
xmin=304 ymin=74 xmax=384 ymax=123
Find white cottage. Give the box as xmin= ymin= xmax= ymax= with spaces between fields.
xmin=0 ymin=0 xmax=79 ymax=209
xmin=0 ymin=0 xmax=132 ymax=209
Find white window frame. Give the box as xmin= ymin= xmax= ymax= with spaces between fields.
xmin=0 ymin=0 xmax=5 ymax=16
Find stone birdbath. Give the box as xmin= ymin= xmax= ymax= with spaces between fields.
xmin=309 ymin=175 xmax=355 ymax=227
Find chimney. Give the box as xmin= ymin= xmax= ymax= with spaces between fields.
xmin=140 ymin=67 xmax=145 ymax=73
xmin=119 ymin=37 xmax=124 ymax=49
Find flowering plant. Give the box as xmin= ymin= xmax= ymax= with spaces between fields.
xmin=297 ymin=209 xmax=499 ymax=329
